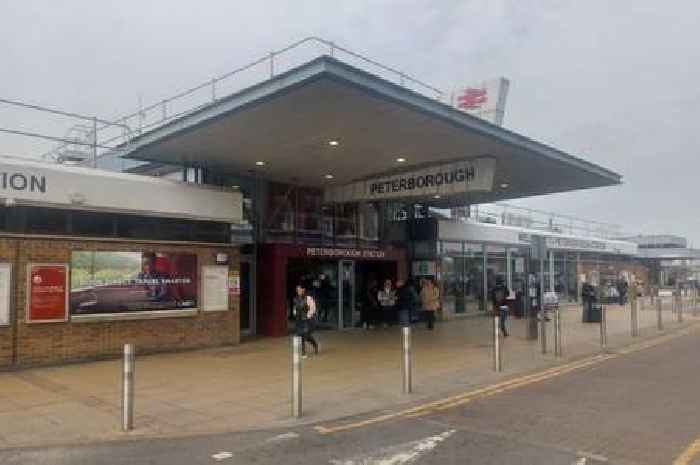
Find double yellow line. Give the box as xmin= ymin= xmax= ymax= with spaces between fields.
xmin=315 ymin=328 xmax=693 ymax=435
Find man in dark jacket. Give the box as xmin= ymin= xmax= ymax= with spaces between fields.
xmin=395 ymin=279 xmax=416 ymax=328
xmin=490 ymin=277 xmax=510 ymax=337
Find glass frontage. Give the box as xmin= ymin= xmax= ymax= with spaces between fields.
xmin=464 ymin=243 xmax=485 ymax=313
xmin=440 ymin=242 xmax=464 ymax=314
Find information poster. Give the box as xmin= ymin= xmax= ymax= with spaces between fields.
xmin=201 ymin=265 xmax=229 ymax=311
xmin=27 ymin=263 xmax=69 ymax=323
xmin=228 ymin=270 xmax=240 ymax=297
xmin=0 ymin=263 xmax=11 ymax=326
xmin=70 ymin=251 xmax=197 ymax=315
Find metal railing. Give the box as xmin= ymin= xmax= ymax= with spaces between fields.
xmin=470 ymin=202 xmax=624 ymax=240
xmin=16 ymin=37 xmax=441 ymax=165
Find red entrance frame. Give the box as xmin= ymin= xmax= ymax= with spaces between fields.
xmin=257 ymin=244 xmax=408 ymax=337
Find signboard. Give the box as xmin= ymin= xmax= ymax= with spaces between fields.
xmin=228 ymin=270 xmax=241 ymax=297
xmin=70 ymin=251 xmax=197 ymax=314
xmin=0 ymin=263 xmax=11 ymax=326
xmin=201 ymin=265 xmax=229 ymax=312
xmin=451 ymin=77 xmax=510 ymax=126
xmin=27 ymin=263 xmax=69 ymax=323
xmin=412 ymin=260 xmax=437 ymax=276
xmin=545 ymin=237 xmax=606 ymax=252
xmin=324 ymin=158 xmax=496 ymax=203
xmin=306 ymin=247 xmax=387 ymax=259
xmin=0 ymin=157 xmax=242 ymax=223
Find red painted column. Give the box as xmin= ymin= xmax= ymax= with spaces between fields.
xmin=257 ymin=245 xmax=289 ymax=337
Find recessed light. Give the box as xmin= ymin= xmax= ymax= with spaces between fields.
xmin=500 ymin=183 xmax=509 ymax=189
xmin=324 ymin=174 xmax=334 ymax=179
xmin=328 ymin=140 xmax=339 ymax=146
xmin=232 ymin=185 xmax=240 ymax=189
xmin=255 ymin=161 xmax=265 ymax=166
xmin=396 ymin=157 xmax=406 ymax=163
xmin=433 ymin=194 xmax=441 ymax=199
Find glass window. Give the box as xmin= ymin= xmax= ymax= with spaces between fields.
xmin=335 ymin=204 xmax=358 ymax=247
xmin=296 ymin=187 xmax=323 ymax=243
xmin=266 ymin=182 xmax=295 ymax=242
xmin=359 ymin=202 xmax=379 ymax=244
xmin=464 ymin=243 xmax=485 ymax=313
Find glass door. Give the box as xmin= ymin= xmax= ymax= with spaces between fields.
xmin=338 ymin=260 xmax=355 ymax=329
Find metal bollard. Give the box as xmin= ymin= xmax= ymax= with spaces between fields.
xmin=553 ymin=307 xmax=562 ymax=357
xmin=493 ymin=314 xmax=502 ymax=371
xmin=656 ymin=297 xmax=664 ymax=331
xmin=291 ymin=336 xmax=302 ymax=418
xmin=631 ymin=299 xmax=639 ymax=337
xmin=678 ymin=297 xmax=684 ymax=323
xmin=600 ymin=305 xmax=607 ymax=352
xmin=121 ymin=344 xmax=135 ymax=432
xmin=540 ymin=308 xmax=547 ymax=354
xmin=401 ymin=326 xmax=412 ymax=393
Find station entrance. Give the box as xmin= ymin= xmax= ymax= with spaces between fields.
xmin=287 ymin=258 xmax=396 ymax=330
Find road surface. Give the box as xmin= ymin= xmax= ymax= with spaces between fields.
xmin=3 ymin=331 xmax=700 ymax=465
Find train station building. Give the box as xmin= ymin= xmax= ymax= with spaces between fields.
xmin=0 ymin=50 xmax=629 ymax=366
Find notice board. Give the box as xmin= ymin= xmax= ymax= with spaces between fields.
xmin=27 ymin=263 xmax=69 ymax=323
xmin=0 ymin=263 xmax=11 ymax=326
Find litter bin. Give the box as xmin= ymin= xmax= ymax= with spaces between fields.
xmin=588 ymin=303 xmax=602 ymax=323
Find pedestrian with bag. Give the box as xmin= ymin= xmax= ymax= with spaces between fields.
xmin=420 ymin=278 xmax=440 ymax=330
xmin=293 ymin=283 xmax=319 ymax=358
xmin=377 ymin=279 xmax=397 ymax=328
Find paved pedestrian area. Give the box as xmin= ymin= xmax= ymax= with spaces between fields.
xmin=0 ymin=297 xmax=696 ymax=449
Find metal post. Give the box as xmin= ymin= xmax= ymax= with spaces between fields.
xmin=121 ymin=344 xmax=135 ymax=432
xmin=291 ymin=336 xmax=302 ymax=418
xmin=540 ymin=307 xmax=547 ymax=354
xmin=553 ymin=306 xmax=562 ymax=357
xmin=678 ymin=295 xmax=684 ymax=323
xmin=493 ymin=314 xmax=502 ymax=371
xmin=694 ymin=289 xmax=699 ymax=317
xmin=600 ymin=305 xmax=607 ymax=352
xmin=402 ymin=326 xmax=412 ymax=393
xmin=631 ymin=299 xmax=639 ymax=337
xmin=657 ymin=297 xmax=663 ymax=331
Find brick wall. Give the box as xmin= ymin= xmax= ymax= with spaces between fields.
xmin=0 ymin=236 xmax=240 ymax=368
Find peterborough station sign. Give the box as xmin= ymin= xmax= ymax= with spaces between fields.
xmin=324 ymin=158 xmax=496 ymax=203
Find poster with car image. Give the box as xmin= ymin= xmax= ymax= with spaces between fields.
xmin=70 ymin=251 xmax=197 ymax=314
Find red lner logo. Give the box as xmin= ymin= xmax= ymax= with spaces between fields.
xmin=457 ymin=87 xmax=488 ymax=109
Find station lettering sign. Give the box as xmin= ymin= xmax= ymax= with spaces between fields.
xmin=305 ymin=247 xmax=387 ymax=259
xmin=0 ymin=172 xmax=46 ymax=194
xmin=323 ymin=158 xmax=496 ymax=203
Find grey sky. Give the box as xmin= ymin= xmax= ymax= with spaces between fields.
xmin=1 ymin=0 xmax=699 ymax=242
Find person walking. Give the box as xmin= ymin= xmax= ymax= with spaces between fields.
xmin=377 ymin=279 xmax=397 ymax=328
xmin=293 ymin=283 xmax=319 ymax=358
xmin=420 ymin=278 xmax=440 ymax=330
xmin=490 ymin=277 xmax=510 ymax=337
xmin=395 ymin=279 xmax=415 ymax=327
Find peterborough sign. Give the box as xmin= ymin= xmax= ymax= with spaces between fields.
xmin=324 ymin=158 xmax=496 ymax=203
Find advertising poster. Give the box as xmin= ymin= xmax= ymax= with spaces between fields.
xmin=0 ymin=263 xmax=11 ymax=326
xmin=201 ymin=265 xmax=229 ymax=312
xmin=27 ymin=263 xmax=69 ymax=323
xmin=70 ymin=251 xmax=197 ymax=314
xmin=228 ymin=270 xmax=240 ymax=297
